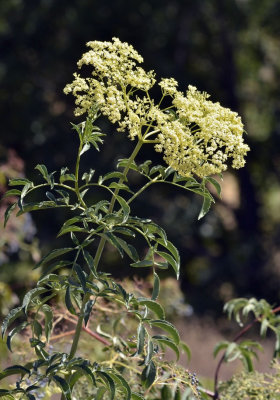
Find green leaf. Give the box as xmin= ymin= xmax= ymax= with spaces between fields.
xmin=9 ymin=178 xmax=32 ymax=186
xmin=84 ymin=299 xmax=95 ymax=327
xmin=83 ymin=250 xmax=97 ymax=277
xmin=241 ymin=350 xmax=254 ymax=372
xmin=53 ymin=375 xmax=71 ymax=400
xmin=104 ymin=232 xmax=124 ymax=257
xmin=144 ymin=339 xmax=154 ymax=365
xmin=131 ymin=260 xmax=154 ymax=268
xmin=55 ymin=188 xmax=70 ymax=204
xmin=151 ymin=272 xmax=160 ymax=301
xmin=156 ymin=251 xmax=179 ymax=279
xmin=113 ymin=227 xmax=135 ymax=237
xmin=137 ymin=323 xmax=146 ymax=355
xmin=102 ymin=171 xmax=125 ymax=183
xmin=97 ymin=371 xmax=116 ymax=400
xmin=152 ymin=335 xmax=180 ymax=360
xmin=22 ymin=287 xmax=48 ymax=314
xmin=16 ymin=201 xmax=57 ymax=216
xmin=39 ymin=260 xmax=71 ymax=277
xmin=1 ymin=307 xmax=23 ymax=338
xmin=58 ymin=225 xmax=87 ymax=238
xmin=60 ymin=174 xmax=76 ymax=184
xmin=41 ymin=304 xmax=53 ymax=342
xmin=149 ymin=320 xmax=180 ymax=345
xmin=7 ymin=322 xmax=29 ymax=352
xmin=141 ymin=360 xmax=156 ymax=388
xmin=107 ymin=373 xmax=132 ymax=400
xmin=138 ymin=160 xmax=152 ymax=175
xmin=161 ymin=385 xmax=173 ymax=400
xmin=0 ymin=365 xmax=30 ymax=381
xmin=4 ymin=203 xmax=17 ymax=227
xmin=114 ymin=236 xmax=139 ymax=262
xmin=150 ymin=165 xmax=166 ymax=177
xmin=19 ymin=182 xmax=33 ymax=205
xmin=198 ymin=195 xmax=212 ymax=220
xmin=260 ymin=318 xmax=269 ymax=338
xmin=62 ymin=216 xmax=83 ymax=227
xmin=32 ymin=319 xmax=43 ymax=339
xmin=69 ymin=365 xmax=96 ymax=389
xmin=82 ymin=168 xmax=95 ymax=183
xmin=206 ymin=176 xmax=222 ymax=197
xmin=145 ymin=223 xmax=167 ymax=245
xmin=174 ymin=387 xmax=182 ymax=400
xmin=80 ymin=143 xmax=91 ymax=156
xmin=109 ymin=182 xmax=133 ymax=193
xmin=2 ymin=189 xmax=21 ymax=198
xmin=74 ymin=264 xmax=87 ymax=292
xmin=35 ymin=247 xmax=74 ymax=269
xmin=77 ymin=364 xmax=96 ymax=386
xmin=115 ymin=195 xmax=130 ymax=222
xmin=213 ymin=341 xmax=229 ymax=358
xmin=35 ymin=164 xmax=49 ymax=179
xmin=156 ymin=239 xmax=180 ymax=265
xmin=117 ymin=158 xmax=138 ymax=172
xmin=46 ymin=191 xmax=57 ymax=203
xmin=274 ymin=330 xmax=280 ymax=356
xmin=224 ymin=342 xmax=239 ymax=362
xmin=65 ymin=286 xmax=76 ymax=315
xmin=138 ymin=298 xmax=165 ymax=320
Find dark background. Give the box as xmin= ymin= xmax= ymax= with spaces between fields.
xmin=1 ymin=0 xmax=280 ymax=317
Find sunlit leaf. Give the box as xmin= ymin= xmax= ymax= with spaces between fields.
xmin=35 ymin=247 xmax=74 ymax=269
xmin=53 ymin=375 xmax=71 ymax=400
xmin=4 ymin=203 xmax=17 ymax=227
xmin=1 ymin=307 xmax=23 ymax=338
xmin=149 ymin=320 xmax=180 ymax=345
xmin=198 ymin=195 xmax=212 ymax=220
xmin=151 ymin=272 xmax=160 ymax=301
xmin=138 ymin=298 xmax=165 ymax=319
xmin=152 ymin=335 xmax=180 ymax=360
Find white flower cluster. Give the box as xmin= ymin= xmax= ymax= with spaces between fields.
xmin=64 ymin=38 xmax=249 ymax=178
xmin=64 ymin=37 xmax=155 ymax=121
xmin=155 ymin=85 xmax=249 ymax=177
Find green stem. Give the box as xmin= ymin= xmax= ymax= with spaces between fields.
xmin=75 ymin=137 xmax=87 ymax=208
xmin=127 ymin=176 xmax=160 ymax=205
xmin=67 ymin=139 xmax=143 ymax=362
xmin=27 ymin=182 xmax=76 ymax=194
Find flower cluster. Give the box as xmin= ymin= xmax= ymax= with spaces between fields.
xmin=64 ymin=37 xmax=155 ymax=121
xmin=154 ymin=85 xmax=249 ymax=177
xmin=64 ymin=38 xmax=249 ymax=178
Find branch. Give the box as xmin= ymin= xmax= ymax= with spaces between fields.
xmin=50 ymin=314 xmax=111 ymax=346
xmin=213 ymin=305 xmax=280 ymax=399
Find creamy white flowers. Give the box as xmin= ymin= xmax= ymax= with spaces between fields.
xmin=64 ymin=38 xmax=249 ymax=178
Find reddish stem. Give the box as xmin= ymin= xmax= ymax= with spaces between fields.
xmin=51 ymin=316 xmax=111 ymax=347
xmin=213 ymin=305 xmax=280 ymax=399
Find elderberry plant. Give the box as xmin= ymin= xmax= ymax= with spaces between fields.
xmin=1 ymin=38 xmax=249 ymax=399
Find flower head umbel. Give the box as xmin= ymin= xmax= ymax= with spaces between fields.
xmin=64 ymin=38 xmax=249 ymax=178
xmin=154 ymin=85 xmax=249 ymax=177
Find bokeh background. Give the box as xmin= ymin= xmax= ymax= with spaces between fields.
xmin=0 ymin=0 xmax=280 ymax=376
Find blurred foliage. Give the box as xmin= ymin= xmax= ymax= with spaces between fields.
xmin=219 ymin=360 xmax=280 ymax=399
xmin=0 ymin=0 xmax=280 ymax=316
xmin=0 ymin=151 xmax=40 ymax=317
